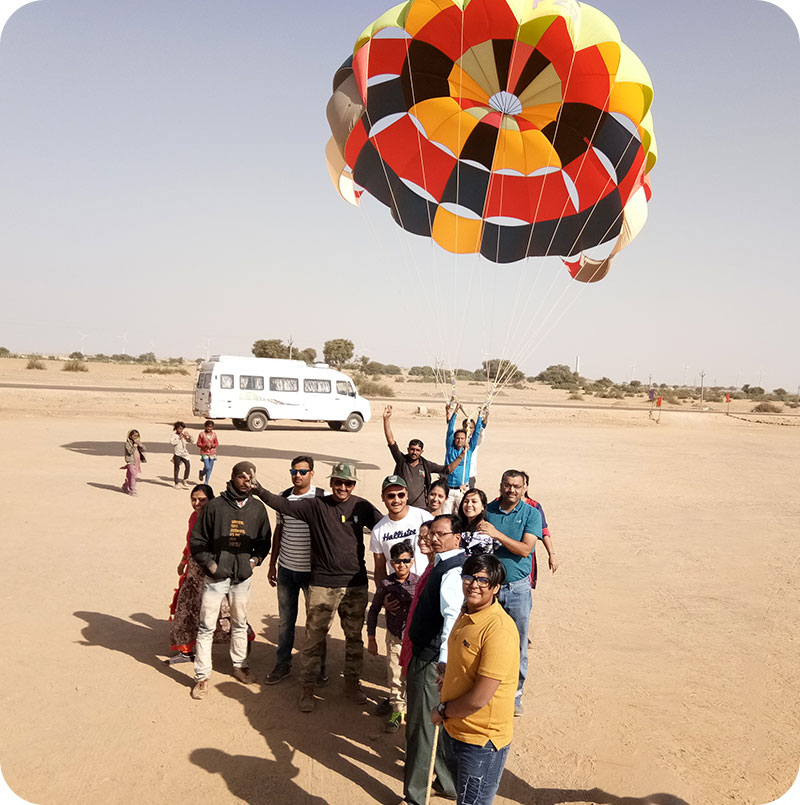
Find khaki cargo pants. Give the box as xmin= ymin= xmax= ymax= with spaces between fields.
xmin=300 ymin=584 xmax=368 ymax=684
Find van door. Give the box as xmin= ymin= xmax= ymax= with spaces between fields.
xmin=266 ymin=375 xmax=303 ymax=420
xmin=302 ymin=377 xmax=333 ymax=420
xmin=332 ymin=379 xmax=357 ymax=420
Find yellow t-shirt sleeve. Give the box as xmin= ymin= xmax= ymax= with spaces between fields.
xmin=476 ymin=621 xmax=519 ymax=682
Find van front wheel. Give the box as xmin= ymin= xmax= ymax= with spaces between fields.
xmin=327 ymin=421 xmax=343 ymax=431
xmin=343 ymin=413 xmax=364 ymax=433
xmin=246 ymin=411 xmax=268 ymax=432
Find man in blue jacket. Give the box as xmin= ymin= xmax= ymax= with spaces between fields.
xmin=444 ymin=402 xmax=486 ymax=511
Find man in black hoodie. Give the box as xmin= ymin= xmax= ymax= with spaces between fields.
xmin=190 ymin=461 xmax=271 ymax=700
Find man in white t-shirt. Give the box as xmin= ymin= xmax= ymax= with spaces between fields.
xmin=370 ymin=475 xmax=431 ymax=586
xmin=265 ymin=455 xmax=327 ymax=686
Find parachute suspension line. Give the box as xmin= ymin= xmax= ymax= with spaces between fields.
xmin=397 ymin=37 xmax=458 ymax=388
xmin=492 ymin=54 xmax=629 ymax=395
xmin=487 ymin=37 xmax=584 ymax=395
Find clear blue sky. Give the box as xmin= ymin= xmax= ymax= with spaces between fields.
xmin=0 ymin=0 xmax=798 ymax=389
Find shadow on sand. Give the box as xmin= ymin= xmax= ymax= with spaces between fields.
xmin=73 ymin=614 xmax=689 ymax=805
xmin=63 ymin=440 xmax=380 ymax=471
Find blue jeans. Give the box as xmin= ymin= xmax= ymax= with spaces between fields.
xmin=276 ymin=566 xmax=326 ymax=670
xmin=201 ymin=456 xmax=215 ymax=483
xmin=497 ymin=575 xmax=531 ymax=703
xmin=442 ymin=731 xmax=510 ymax=805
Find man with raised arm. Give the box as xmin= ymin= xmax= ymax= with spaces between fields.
xmin=253 ymin=462 xmax=381 ymax=713
xmin=383 ymin=404 xmax=463 ymax=508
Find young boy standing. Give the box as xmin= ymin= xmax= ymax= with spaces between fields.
xmin=367 ymin=540 xmax=418 ymax=733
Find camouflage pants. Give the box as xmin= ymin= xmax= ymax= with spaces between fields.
xmin=300 ymin=584 xmax=368 ymax=684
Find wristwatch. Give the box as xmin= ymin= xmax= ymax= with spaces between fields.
xmin=437 ymin=701 xmax=448 ymax=720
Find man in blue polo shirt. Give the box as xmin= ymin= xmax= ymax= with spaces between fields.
xmin=481 ymin=469 xmax=542 ymax=717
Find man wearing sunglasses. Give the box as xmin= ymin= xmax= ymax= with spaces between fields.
xmin=370 ymin=475 xmax=431 ymax=587
xmin=402 ymin=514 xmax=465 ymax=805
xmin=431 ymin=553 xmax=519 ymax=805
xmin=253 ymin=461 xmax=381 ymax=713
xmin=264 ymin=456 xmax=328 ymax=686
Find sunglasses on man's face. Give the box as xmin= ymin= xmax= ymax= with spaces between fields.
xmin=385 ymin=492 xmax=407 ymax=500
xmin=333 ymin=479 xmax=356 ymax=488
xmin=290 ymin=469 xmax=310 ymax=476
xmin=391 ymin=557 xmax=413 ymax=565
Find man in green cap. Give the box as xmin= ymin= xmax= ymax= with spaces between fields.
xmin=253 ymin=461 xmax=382 ymax=712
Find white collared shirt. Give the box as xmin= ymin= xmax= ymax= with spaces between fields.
xmin=434 ymin=548 xmax=465 ymax=663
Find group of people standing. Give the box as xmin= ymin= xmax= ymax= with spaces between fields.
xmin=149 ymin=402 xmax=558 ymax=805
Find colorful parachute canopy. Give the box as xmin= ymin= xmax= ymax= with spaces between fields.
xmin=326 ymin=0 xmax=656 ymax=280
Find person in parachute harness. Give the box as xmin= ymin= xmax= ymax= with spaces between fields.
xmin=444 ymin=402 xmax=486 ymax=512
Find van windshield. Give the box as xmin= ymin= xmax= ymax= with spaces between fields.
xmin=336 ymin=381 xmax=355 ymax=396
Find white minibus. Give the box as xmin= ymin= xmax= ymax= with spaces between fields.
xmin=192 ymin=356 xmax=371 ymax=432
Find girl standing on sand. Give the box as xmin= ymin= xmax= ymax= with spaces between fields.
xmin=166 ymin=484 xmax=254 ymax=664
xmin=122 ymin=429 xmax=146 ymax=496
xmin=196 ymin=420 xmax=219 ymax=484
xmin=170 ymin=421 xmax=193 ymax=489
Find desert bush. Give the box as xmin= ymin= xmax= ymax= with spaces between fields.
xmin=394 ymin=376 xmax=405 ymax=383
xmin=568 ymin=391 xmax=583 ymax=400
xmin=143 ymin=367 xmax=189 ymax=375
xmin=0 ymin=346 xmax=11 ymax=358
xmin=62 ymin=359 xmax=88 ymax=372
xmin=26 ymin=356 xmax=45 ymax=370
xmin=354 ymin=377 xmax=394 ymax=397
xmin=409 ymin=365 xmax=435 ymax=377
xmin=535 ymin=364 xmax=577 ymax=386
xmin=752 ymin=401 xmax=781 ymax=413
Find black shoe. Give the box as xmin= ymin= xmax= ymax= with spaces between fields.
xmin=264 ymin=663 xmax=291 ymax=685
xmin=316 ymin=671 xmax=330 ymax=688
xmin=375 ymin=697 xmax=392 ymax=716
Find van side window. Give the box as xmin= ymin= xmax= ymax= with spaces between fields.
xmin=336 ymin=381 xmax=354 ymax=396
xmin=220 ymin=374 xmax=234 ymax=389
xmin=270 ymin=377 xmax=299 ymax=392
xmin=201 ymin=374 xmax=211 ymax=389
xmin=240 ymin=375 xmax=265 ymax=391
xmin=304 ymin=379 xmax=331 ymax=394
xmin=196 ymin=373 xmax=210 ymax=388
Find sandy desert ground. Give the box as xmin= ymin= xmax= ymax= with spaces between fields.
xmin=0 ymin=358 xmax=798 ymax=805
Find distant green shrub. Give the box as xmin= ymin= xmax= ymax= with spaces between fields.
xmin=143 ymin=367 xmax=189 ymax=375
xmin=355 ymin=377 xmax=394 ymax=397
xmin=26 ymin=356 xmax=45 ymax=370
xmin=568 ymin=391 xmax=583 ymax=400
xmin=752 ymin=402 xmax=781 ymax=413
xmin=62 ymin=360 xmax=88 ymax=372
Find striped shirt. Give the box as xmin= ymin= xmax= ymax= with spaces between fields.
xmin=277 ymin=486 xmax=319 ymax=572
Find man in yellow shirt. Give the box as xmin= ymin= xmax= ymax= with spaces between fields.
xmin=431 ymin=553 xmax=519 ymax=805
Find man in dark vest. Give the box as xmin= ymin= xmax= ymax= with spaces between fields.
xmin=383 ymin=404 xmax=464 ymax=508
xmin=402 ymin=514 xmax=465 ymax=805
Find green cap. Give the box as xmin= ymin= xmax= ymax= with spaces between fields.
xmin=330 ymin=461 xmax=358 ymax=482
xmin=381 ymin=474 xmax=407 ymax=491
